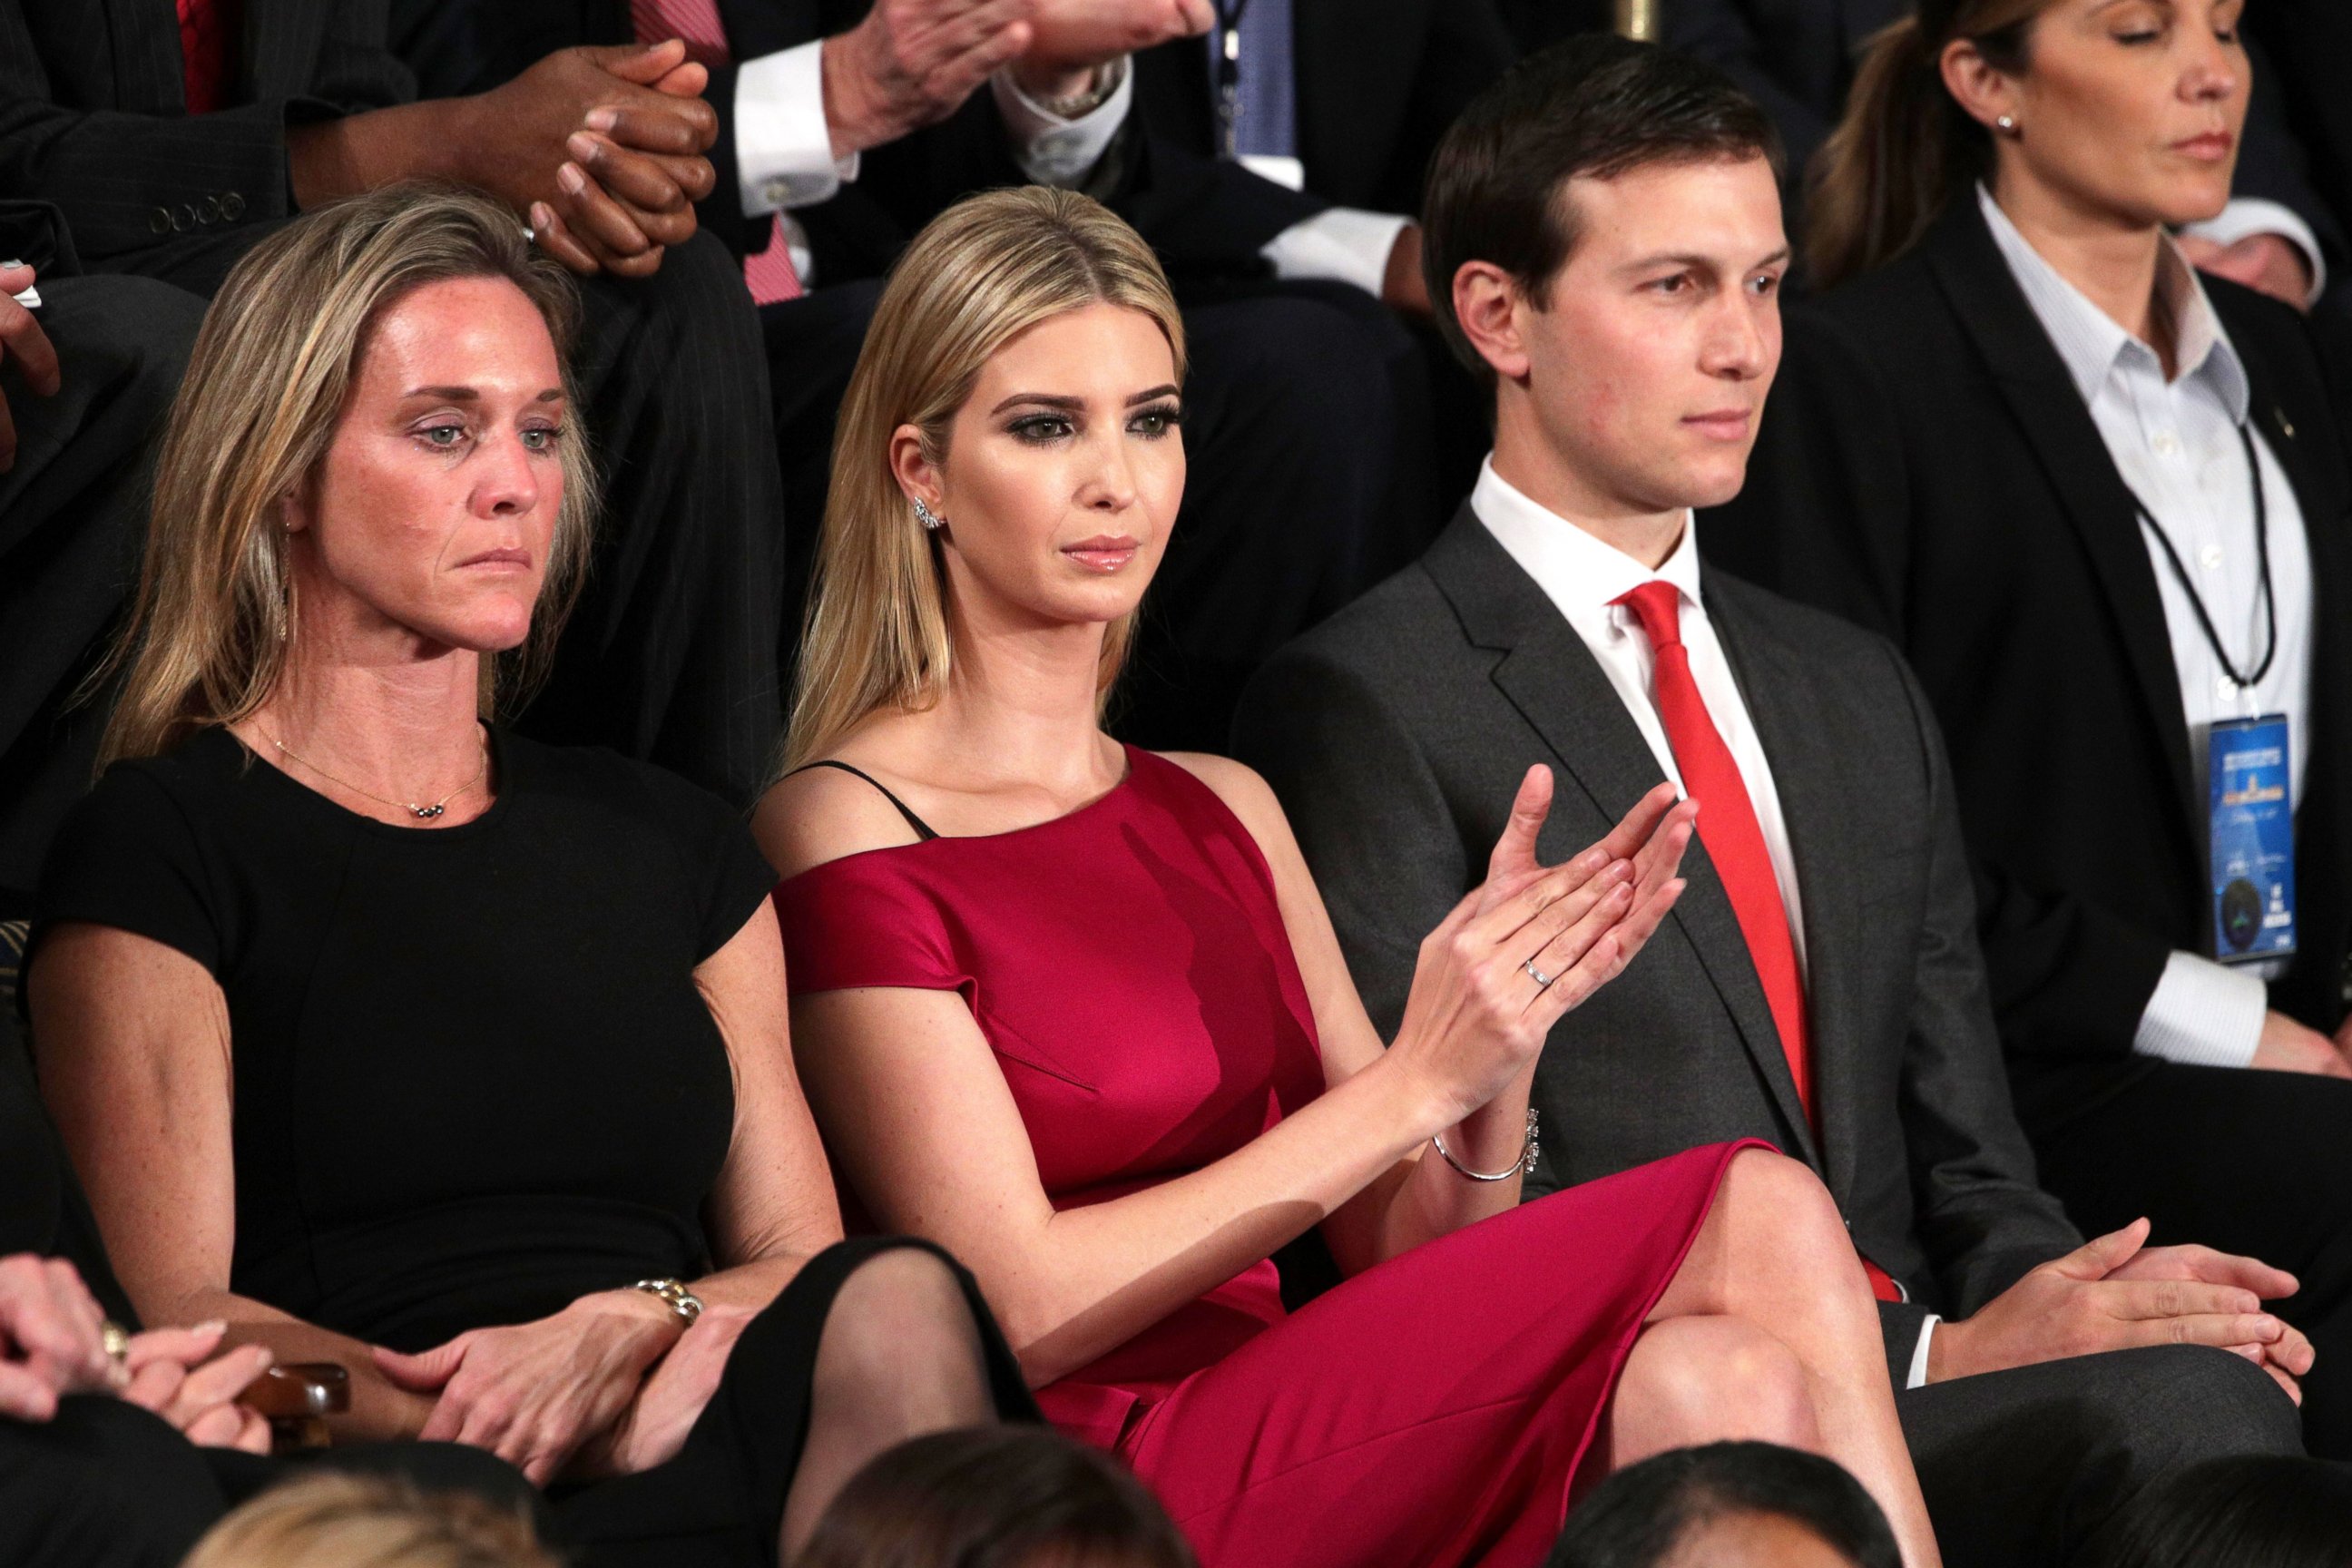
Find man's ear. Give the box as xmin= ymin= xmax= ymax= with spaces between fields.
xmin=1452 ymin=260 xmax=1535 ymax=385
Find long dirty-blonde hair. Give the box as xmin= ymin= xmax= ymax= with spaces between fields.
xmin=97 ymin=181 xmax=596 ymax=768
xmin=779 ymin=187 xmax=1187 ymax=777
xmin=1807 ymin=0 xmax=2054 ymax=289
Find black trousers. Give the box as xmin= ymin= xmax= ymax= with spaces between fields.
xmin=763 ymin=277 xmax=1434 ymax=754
xmin=0 ymin=1396 xmax=538 ymax=1568
xmin=1899 ymin=1342 xmax=2305 ymax=1567
xmin=0 ymin=274 xmax=208 ymax=904
xmin=2017 ymin=1057 xmax=2352 ymax=1460
xmin=102 ymin=225 xmax=788 ymax=808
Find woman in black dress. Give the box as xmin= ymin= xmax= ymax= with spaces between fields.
xmin=23 ymin=183 xmax=1030 ymax=1566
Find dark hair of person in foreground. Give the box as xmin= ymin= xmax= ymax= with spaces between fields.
xmin=2074 ymin=1455 xmax=2352 ymax=1568
xmin=1548 ymin=1442 xmax=1901 ymax=1568
xmin=792 ymin=1426 xmax=1195 ymax=1568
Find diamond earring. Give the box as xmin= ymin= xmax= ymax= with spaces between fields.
xmin=913 ymin=497 xmax=946 ymax=532
xmin=1995 ymin=113 xmax=2018 ymax=134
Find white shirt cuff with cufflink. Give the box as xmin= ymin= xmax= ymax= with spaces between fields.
xmin=734 ymin=41 xmax=859 ymax=219
xmin=991 ymin=58 xmax=1133 ymax=189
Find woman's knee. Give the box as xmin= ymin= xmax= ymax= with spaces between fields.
xmin=1621 ymin=1317 xmax=1818 ymax=1450
xmin=1716 ymin=1150 xmax=1856 ymax=1282
xmin=818 ymin=1247 xmax=985 ymax=1391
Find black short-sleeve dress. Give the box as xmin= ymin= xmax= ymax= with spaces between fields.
xmin=30 ymin=727 xmax=1030 ymax=1567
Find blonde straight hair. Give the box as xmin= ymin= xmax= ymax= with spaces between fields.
xmin=780 ymin=187 xmax=1187 ymax=777
xmin=181 ymin=1473 xmax=559 ymax=1568
xmin=96 ymin=181 xmax=597 ymax=769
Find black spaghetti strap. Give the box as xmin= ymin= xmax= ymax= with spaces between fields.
xmin=790 ymin=760 xmax=941 ymax=842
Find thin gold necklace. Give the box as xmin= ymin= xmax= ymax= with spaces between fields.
xmin=264 ymin=723 xmax=489 ymax=821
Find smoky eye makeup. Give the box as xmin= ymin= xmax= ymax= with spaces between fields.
xmin=1128 ymin=400 xmax=1184 ymax=438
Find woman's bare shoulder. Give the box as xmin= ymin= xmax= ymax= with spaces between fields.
xmin=752 ymin=761 xmax=927 ymax=881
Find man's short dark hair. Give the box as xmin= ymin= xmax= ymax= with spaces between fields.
xmin=1421 ymin=35 xmax=1784 ymax=394
xmin=1546 ymin=1442 xmax=1899 ymax=1568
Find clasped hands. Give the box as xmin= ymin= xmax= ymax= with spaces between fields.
xmin=375 ymin=1288 xmax=750 ymax=1485
xmin=0 ymin=1253 xmax=271 ymax=1452
xmin=1390 ymin=769 xmax=1697 ymax=1125
xmin=1928 ymin=1218 xmax=2313 ymax=1403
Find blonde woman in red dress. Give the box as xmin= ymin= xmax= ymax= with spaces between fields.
xmin=761 ymin=188 xmax=1940 ymax=1568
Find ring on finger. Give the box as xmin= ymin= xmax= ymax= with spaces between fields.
xmin=1524 ymin=959 xmax=1555 ymax=989
xmin=99 ymin=1319 xmax=131 ymax=1386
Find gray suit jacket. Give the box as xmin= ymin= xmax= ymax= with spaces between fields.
xmin=1234 ymin=507 xmax=2082 ymax=1379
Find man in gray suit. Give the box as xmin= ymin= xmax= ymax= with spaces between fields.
xmin=1234 ymin=37 xmax=2311 ymax=1568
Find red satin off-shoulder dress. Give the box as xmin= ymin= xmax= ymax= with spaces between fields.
xmin=774 ymin=746 xmax=1751 ymax=1568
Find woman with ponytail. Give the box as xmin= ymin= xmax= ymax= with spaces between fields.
xmin=1708 ymin=0 xmax=2352 ymax=1460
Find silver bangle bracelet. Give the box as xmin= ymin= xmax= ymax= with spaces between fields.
xmin=1432 ymin=1107 xmax=1540 ymax=1181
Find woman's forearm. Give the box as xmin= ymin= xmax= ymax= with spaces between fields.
xmin=181 ymin=1289 xmax=437 ymax=1444
xmin=978 ymin=1054 xmax=1455 ymax=1387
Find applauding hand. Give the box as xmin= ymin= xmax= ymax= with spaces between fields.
xmin=1388 ymin=769 xmax=1694 ymax=1125
xmin=823 ymin=0 xmax=1038 ymax=157
xmin=1014 ymin=0 xmax=1213 ymax=99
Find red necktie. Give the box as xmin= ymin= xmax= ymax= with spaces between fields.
xmin=630 ymin=0 xmax=805 ymax=304
xmin=1616 ymin=583 xmax=1904 ymax=1306
xmin=176 ymin=0 xmax=237 ymax=115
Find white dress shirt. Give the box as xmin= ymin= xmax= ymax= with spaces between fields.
xmin=1979 ymin=186 xmax=2317 ymax=1071
xmin=1473 ymin=459 xmax=1945 ymax=1386
xmin=1472 ymin=461 xmax=1810 ymax=978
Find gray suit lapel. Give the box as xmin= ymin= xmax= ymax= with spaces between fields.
xmin=1708 ymin=582 xmax=1861 ymax=1209
xmin=1423 ymin=513 xmax=1821 ymax=1168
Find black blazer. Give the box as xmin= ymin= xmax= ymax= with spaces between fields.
xmin=0 ymin=0 xmax=414 ymax=285
xmin=1703 ymin=196 xmax=2352 ymax=1128
xmin=1235 ymin=510 xmax=2081 ymax=1379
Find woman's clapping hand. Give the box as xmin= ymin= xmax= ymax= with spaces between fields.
xmin=1387 ymin=769 xmax=1694 ymax=1125
xmin=374 ymin=1289 xmax=684 ymax=1485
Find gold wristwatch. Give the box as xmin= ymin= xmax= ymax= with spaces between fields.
xmin=629 ymin=1277 xmax=705 ymax=1328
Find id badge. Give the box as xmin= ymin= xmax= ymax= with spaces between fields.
xmin=2209 ymin=714 xmax=2297 ymax=963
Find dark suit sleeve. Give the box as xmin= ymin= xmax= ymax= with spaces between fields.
xmin=1710 ymin=309 xmax=2173 ymax=1062
xmin=0 ymin=0 xmax=413 ymax=269
xmin=1233 ymin=641 xmax=1467 ymax=1042
xmin=1884 ymin=644 xmax=2082 ymax=1316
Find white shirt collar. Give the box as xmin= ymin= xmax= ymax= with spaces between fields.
xmin=1976 ymin=183 xmax=2249 ymax=423
xmin=1469 ymin=456 xmax=1704 ymax=622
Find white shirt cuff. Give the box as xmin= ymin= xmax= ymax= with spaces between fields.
xmin=2182 ymin=196 xmax=2328 ymax=305
xmin=1906 ymin=1316 xmax=1939 ymax=1391
xmin=990 ymin=58 xmax=1132 ymax=189
xmin=735 ymin=41 xmax=860 ymax=218
xmin=1260 ymin=206 xmax=1413 ymax=299
xmin=2132 ymin=950 xmax=2268 ymax=1069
